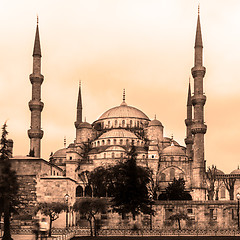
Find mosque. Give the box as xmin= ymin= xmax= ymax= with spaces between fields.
xmin=8 ymin=10 xmax=240 ymax=229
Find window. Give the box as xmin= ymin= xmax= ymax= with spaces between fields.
xmin=126 ymin=139 xmax=129 ymax=145
xmin=179 ymin=173 xmax=184 ymax=179
xmin=130 ymin=120 xmax=132 ymax=127
xmin=108 ymin=121 xmax=110 ymax=127
xmin=114 ymin=139 xmax=116 ymax=145
xmin=115 ymin=120 xmax=118 ymax=127
xmin=179 ymin=157 xmax=181 ymax=161
xmin=120 ymin=153 xmax=123 ymax=158
xmin=171 ymin=156 xmax=174 ymax=162
xmin=122 ymin=120 xmax=125 ymax=127
xmin=120 ymin=139 xmax=123 ymax=145
xmin=76 ymin=186 xmax=83 ymax=197
xmin=104 ymin=153 xmax=106 ymax=158
xmin=161 ymin=173 xmax=166 ymax=181
xmin=112 ymin=152 xmax=115 ymax=159
xmin=170 ymin=168 xmax=175 ymax=181
xmin=220 ymin=187 xmax=226 ymax=198
xmin=102 ymin=140 xmax=105 ymax=145
xmin=70 ymin=156 xmax=72 ymax=160
xmin=142 ymin=154 xmax=145 ymax=159
xmin=107 ymin=139 xmax=110 ymax=145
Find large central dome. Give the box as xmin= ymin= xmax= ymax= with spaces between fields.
xmin=98 ymin=101 xmax=149 ymax=120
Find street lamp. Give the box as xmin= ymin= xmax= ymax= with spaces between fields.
xmin=65 ymin=194 xmax=70 ymax=228
xmin=149 ymin=194 xmax=153 ymax=230
xmin=237 ymin=192 xmax=240 ymax=230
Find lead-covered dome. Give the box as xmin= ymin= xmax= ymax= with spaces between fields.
xmin=162 ymin=145 xmax=185 ymax=156
xmin=99 ymin=129 xmax=138 ymax=139
xmin=230 ymin=168 xmax=240 ymax=175
xmin=98 ymin=101 xmax=149 ymax=120
xmin=52 ymin=148 xmax=67 ymax=158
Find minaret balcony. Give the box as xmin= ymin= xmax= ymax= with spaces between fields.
xmin=28 ymin=129 xmax=44 ymax=139
xmin=191 ymin=66 xmax=206 ymax=78
xmin=185 ymin=137 xmax=193 ymax=145
xmin=191 ymin=122 xmax=207 ymax=135
xmin=29 ymin=74 xmax=44 ymax=84
xmin=191 ymin=95 xmax=206 ymax=106
xmin=29 ymin=100 xmax=44 ymax=111
xmin=185 ymin=119 xmax=192 ymax=126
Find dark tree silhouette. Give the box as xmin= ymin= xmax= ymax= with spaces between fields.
xmin=36 ymin=202 xmax=67 ymax=236
xmin=169 ymin=212 xmax=189 ymax=230
xmin=206 ymin=165 xmax=218 ymax=200
xmin=158 ymin=178 xmax=192 ymax=200
xmin=73 ymin=198 xmax=107 ymax=236
xmin=224 ymin=178 xmax=236 ymax=200
xmin=0 ymin=123 xmax=19 ymax=240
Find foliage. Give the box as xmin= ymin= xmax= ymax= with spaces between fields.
xmin=224 ymin=177 xmax=236 ymax=200
xmin=73 ymin=198 xmax=107 ymax=236
xmin=89 ymin=145 xmax=154 ymax=220
xmin=169 ymin=212 xmax=189 ymax=230
xmin=158 ymin=178 xmax=192 ymax=200
xmin=0 ymin=123 xmax=19 ymax=240
xmin=206 ymin=165 xmax=218 ymax=200
xmin=37 ymin=202 xmax=68 ymax=236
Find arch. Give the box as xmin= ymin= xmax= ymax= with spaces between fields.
xmin=126 ymin=139 xmax=129 ymax=145
xmin=130 ymin=120 xmax=133 ymax=127
xmin=179 ymin=173 xmax=184 ymax=179
xmin=104 ymin=153 xmax=106 ymax=159
xmin=85 ymin=185 xmax=92 ymax=197
xmin=122 ymin=120 xmax=125 ymax=127
xmin=102 ymin=140 xmax=105 ymax=145
xmin=120 ymin=139 xmax=123 ymax=145
xmin=108 ymin=121 xmax=111 ymax=127
xmin=170 ymin=168 xmax=175 ymax=181
xmin=115 ymin=120 xmax=118 ymax=127
xmin=112 ymin=152 xmax=115 ymax=159
xmin=113 ymin=139 xmax=117 ymax=145
xmin=107 ymin=139 xmax=110 ymax=145
xmin=76 ymin=185 xmax=83 ymax=197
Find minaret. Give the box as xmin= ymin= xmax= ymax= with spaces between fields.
xmin=191 ymin=7 xmax=207 ymax=199
xmin=184 ymin=80 xmax=193 ymax=158
xmin=27 ymin=19 xmax=44 ymax=158
xmin=74 ymin=82 xmax=83 ymax=129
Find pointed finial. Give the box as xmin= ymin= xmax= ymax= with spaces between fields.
xmin=85 ymin=117 xmax=87 ymax=122
xmin=170 ymin=134 xmax=174 ymax=146
xmin=198 ymin=4 xmax=200 ymax=16
xmin=79 ymin=80 xmax=81 ymax=87
xmin=154 ymin=114 xmax=156 ymax=120
xmin=64 ymin=136 xmax=66 ymax=148
xmin=37 ymin=15 xmax=39 ymax=25
xmin=123 ymin=89 xmax=125 ymax=102
xmin=189 ymin=76 xmax=191 ymax=84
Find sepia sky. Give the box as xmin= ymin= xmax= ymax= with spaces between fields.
xmin=0 ymin=0 xmax=239 ymax=173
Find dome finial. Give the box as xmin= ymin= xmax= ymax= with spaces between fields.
xmin=37 ymin=15 xmax=39 ymax=25
xmin=198 ymin=3 xmax=200 ymax=16
xmin=171 ymin=134 xmax=174 ymax=146
xmin=123 ymin=88 xmax=125 ymax=102
xmin=154 ymin=114 xmax=156 ymax=120
xmin=64 ymin=136 xmax=66 ymax=148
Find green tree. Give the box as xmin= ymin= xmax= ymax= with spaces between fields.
xmin=0 ymin=123 xmax=19 ymax=240
xmin=158 ymin=178 xmax=192 ymax=200
xmin=36 ymin=202 xmax=68 ymax=236
xmin=73 ymin=198 xmax=107 ymax=236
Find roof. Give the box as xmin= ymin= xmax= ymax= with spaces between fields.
xmin=230 ymin=168 xmax=240 ymax=175
xmin=98 ymin=102 xmax=149 ymax=120
xmin=79 ymin=122 xmax=92 ymax=129
xmin=52 ymin=148 xmax=67 ymax=158
xmin=98 ymin=129 xmax=138 ymax=139
xmin=162 ymin=145 xmax=185 ymax=156
xmin=149 ymin=119 xmax=163 ymax=127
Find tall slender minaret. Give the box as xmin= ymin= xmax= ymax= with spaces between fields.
xmin=191 ymin=7 xmax=207 ymax=199
xmin=27 ymin=19 xmax=44 ymax=158
xmin=184 ymin=80 xmax=193 ymax=158
xmin=74 ymin=82 xmax=83 ymax=129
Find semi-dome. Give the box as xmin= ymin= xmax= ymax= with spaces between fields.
xmin=162 ymin=145 xmax=185 ymax=156
xmin=98 ymin=102 xmax=149 ymax=120
xmin=215 ymin=169 xmax=225 ymax=175
xmin=149 ymin=119 xmax=163 ymax=127
xmin=230 ymin=167 xmax=240 ymax=175
xmin=53 ymin=148 xmax=67 ymax=158
xmin=99 ymin=129 xmax=138 ymax=139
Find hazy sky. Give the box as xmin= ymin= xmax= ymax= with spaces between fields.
xmin=0 ymin=0 xmax=239 ymax=173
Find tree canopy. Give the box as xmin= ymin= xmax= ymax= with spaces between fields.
xmin=158 ymin=178 xmax=192 ymax=200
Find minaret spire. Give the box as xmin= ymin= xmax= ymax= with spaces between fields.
xmin=75 ymin=82 xmax=83 ymax=129
xmin=185 ymin=79 xmax=193 ymax=158
xmin=28 ymin=21 xmax=44 ymax=157
xmin=191 ymin=7 xmax=207 ymax=199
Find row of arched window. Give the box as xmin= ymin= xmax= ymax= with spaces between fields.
xmin=162 ymin=156 xmax=188 ymax=162
xmin=160 ymin=169 xmax=184 ymax=181
xmin=92 ymin=138 xmax=145 ymax=147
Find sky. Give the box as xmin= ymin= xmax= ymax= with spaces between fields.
xmin=0 ymin=0 xmax=239 ymax=173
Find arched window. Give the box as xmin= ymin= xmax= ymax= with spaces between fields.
xmin=97 ymin=141 xmax=100 ymax=146
xmin=170 ymin=168 xmax=175 ymax=181
xmin=179 ymin=157 xmax=181 ymax=161
xmin=179 ymin=173 xmax=184 ymax=179
xmin=143 ymin=154 xmax=145 ymax=159
xmin=85 ymin=185 xmax=92 ymax=197
xmin=137 ymin=140 xmax=140 ymax=146
xmin=120 ymin=139 xmax=123 ymax=145
xmin=102 ymin=122 xmax=104 ymax=128
xmin=115 ymin=120 xmax=118 ymax=127
xmin=126 ymin=139 xmax=129 ymax=145
xmin=102 ymin=140 xmax=105 ymax=145
xmin=120 ymin=153 xmax=123 ymax=158
xmin=220 ymin=187 xmax=226 ymax=199
xmin=76 ymin=186 xmax=83 ymax=197
xmin=130 ymin=120 xmax=132 ymax=127
xmin=161 ymin=173 xmax=166 ymax=181
xmin=114 ymin=139 xmax=117 ymax=145
xmin=108 ymin=121 xmax=110 ymax=127
xmin=104 ymin=153 xmax=106 ymax=158
xmin=112 ymin=152 xmax=115 ymax=159
xmin=107 ymin=139 xmax=110 ymax=145
xmin=122 ymin=120 xmax=125 ymax=127
xmin=171 ymin=156 xmax=174 ymax=162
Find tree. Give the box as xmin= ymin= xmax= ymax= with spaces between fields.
xmin=73 ymin=198 xmax=107 ymax=236
xmin=0 ymin=123 xmax=19 ymax=240
xmin=36 ymin=202 xmax=68 ymax=236
xmin=110 ymin=145 xmax=153 ymax=220
xmin=158 ymin=178 xmax=192 ymax=200
xmin=224 ymin=178 xmax=236 ymax=200
xmin=206 ymin=165 xmax=218 ymax=200
xmin=169 ymin=212 xmax=189 ymax=230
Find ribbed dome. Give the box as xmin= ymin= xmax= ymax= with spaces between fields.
xmin=53 ymin=148 xmax=67 ymax=158
xmin=162 ymin=145 xmax=185 ymax=156
xmin=149 ymin=119 xmax=163 ymax=127
xmin=98 ymin=102 xmax=149 ymax=120
xmin=230 ymin=168 xmax=240 ymax=175
xmin=99 ymin=129 xmax=138 ymax=139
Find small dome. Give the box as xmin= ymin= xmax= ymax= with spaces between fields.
xmin=230 ymin=167 xmax=240 ymax=175
xmin=79 ymin=122 xmax=92 ymax=129
xmin=105 ymin=146 xmax=125 ymax=152
xmin=52 ymin=148 xmax=67 ymax=158
xmin=98 ymin=102 xmax=149 ymax=120
xmin=149 ymin=119 xmax=163 ymax=127
xmin=162 ymin=145 xmax=185 ymax=156
xmin=99 ymin=129 xmax=138 ymax=139
xmin=215 ymin=169 xmax=225 ymax=175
